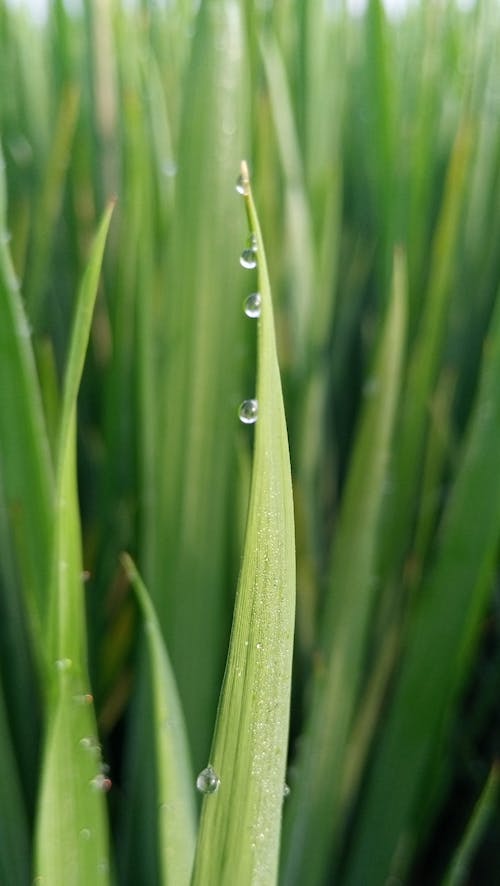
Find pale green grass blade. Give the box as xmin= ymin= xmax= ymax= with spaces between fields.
xmin=191 ymin=162 xmax=295 ymax=886
xmin=121 ymin=554 xmax=196 ymax=886
xmin=343 ymin=287 xmax=500 ymax=885
xmin=443 ymin=762 xmax=500 ymax=886
xmin=34 ymin=204 xmax=114 ymax=885
xmin=281 ymin=248 xmax=407 ymax=886
xmin=35 ymin=417 xmax=111 ymax=885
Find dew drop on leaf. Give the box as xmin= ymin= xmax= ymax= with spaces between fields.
xmin=240 ymin=248 xmax=257 ymax=269
xmin=89 ymin=773 xmax=112 ymax=792
xmin=244 ymin=292 xmax=261 ymax=318
xmin=235 ymin=173 xmax=248 ymax=195
xmin=196 ymin=765 xmax=221 ymax=795
xmin=239 ymin=399 xmax=258 ymax=424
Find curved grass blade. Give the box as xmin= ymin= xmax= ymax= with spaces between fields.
xmin=443 ymin=762 xmax=500 ymax=886
xmin=281 ymin=248 xmax=407 ymax=886
xmin=191 ymin=161 xmax=295 ymax=886
xmin=34 ymin=202 xmax=114 ymax=885
xmin=121 ymin=554 xmax=196 ymax=886
xmin=343 ymin=287 xmax=500 ymax=885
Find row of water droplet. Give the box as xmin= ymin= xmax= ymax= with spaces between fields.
xmin=237 ymin=176 xmax=260 ymax=425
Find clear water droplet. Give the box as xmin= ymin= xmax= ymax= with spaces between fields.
xmin=79 ymin=828 xmax=92 ymax=841
xmin=244 ymin=292 xmax=262 ymax=318
xmin=283 ymin=783 xmax=291 ymax=798
xmin=236 ymin=173 xmax=248 ymax=196
xmin=90 ymin=773 xmax=112 ymax=792
xmin=196 ymin=765 xmax=221 ymax=795
xmin=161 ymin=159 xmax=177 ymax=178
xmin=55 ymin=658 xmax=72 ymax=672
xmin=240 ymin=248 xmax=257 ymax=269
xmin=239 ymin=399 xmax=258 ymax=424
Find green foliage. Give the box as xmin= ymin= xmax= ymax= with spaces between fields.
xmin=1 ymin=1 xmax=500 ymax=884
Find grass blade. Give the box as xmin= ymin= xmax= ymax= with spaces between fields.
xmin=443 ymin=762 xmax=500 ymax=886
xmin=34 ymin=202 xmax=114 ymax=885
xmin=121 ymin=554 xmax=196 ymax=886
xmin=281 ymin=248 xmax=407 ymax=886
xmin=0 ymin=673 xmax=30 ymax=884
xmin=343 ymin=286 xmax=500 ymax=885
xmin=0 ymin=141 xmax=53 ymax=657
xmin=191 ymin=161 xmax=295 ymax=886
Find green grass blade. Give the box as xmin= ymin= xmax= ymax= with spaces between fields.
xmin=443 ymin=762 xmax=500 ymax=886
xmin=121 ymin=554 xmax=196 ymax=886
xmin=343 ymin=286 xmax=500 ymax=885
xmin=0 ymin=141 xmax=53 ymax=654
xmin=34 ymin=203 xmax=114 ymax=885
xmin=0 ymin=673 xmax=30 ymax=884
xmin=281 ymin=248 xmax=407 ymax=886
xmin=154 ymin=0 xmax=249 ymax=772
xmin=191 ymin=161 xmax=295 ymax=886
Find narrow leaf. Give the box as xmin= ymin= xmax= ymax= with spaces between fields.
xmin=191 ymin=161 xmax=295 ymax=886
xmin=34 ymin=203 xmax=114 ymax=885
xmin=443 ymin=762 xmax=500 ymax=886
xmin=121 ymin=554 xmax=197 ymax=886
xmin=281 ymin=248 xmax=407 ymax=886
xmin=343 ymin=287 xmax=500 ymax=885
xmin=0 ymin=140 xmax=53 ymax=655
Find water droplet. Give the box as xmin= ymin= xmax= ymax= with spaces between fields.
xmin=240 ymin=248 xmax=257 ymax=269
xmin=196 ymin=765 xmax=221 ymax=795
xmin=239 ymin=233 xmax=258 ymax=267
xmin=90 ymin=773 xmax=112 ymax=792
xmin=256 ymin=642 xmax=262 ymax=650
xmin=79 ymin=828 xmax=91 ymax=841
xmin=236 ymin=173 xmax=248 ymax=196
xmin=79 ymin=736 xmax=100 ymax=752
xmin=244 ymin=292 xmax=261 ymax=318
xmin=161 ymin=159 xmax=177 ymax=177
xmin=55 ymin=658 xmax=72 ymax=672
xmin=239 ymin=399 xmax=258 ymax=424
xmin=73 ymin=693 xmax=94 ymax=706
xmin=283 ymin=783 xmax=291 ymax=798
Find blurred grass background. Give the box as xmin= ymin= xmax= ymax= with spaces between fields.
xmin=1 ymin=0 xmax=500 ymax=883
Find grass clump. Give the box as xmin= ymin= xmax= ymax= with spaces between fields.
xmin=1 ymin=1 xmax=500 ymax=884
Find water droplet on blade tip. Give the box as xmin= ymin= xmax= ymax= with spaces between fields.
xmin=236 ymin=173 xmax=248 ymax=195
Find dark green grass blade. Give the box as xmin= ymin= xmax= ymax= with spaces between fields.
xmin=281 ymin=249 xmax=407 ymax=886
xmin=154 ymin=0 xmax=249 ymax=772
xmin=191 ymin=161 xmax=295 ymax=886
xmin=0 ymin=672 xmax=30 ymax=884
xmin=121 ymin=554 xmax=196 ymax=886
xmin=0 ymin=142 xmax=53 ymax=658
xmin=343 ymin=288 xmax=500 ymax=885
xmin=443 ymin=762 xmax=500 ymax=886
